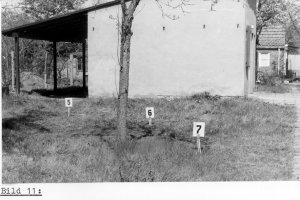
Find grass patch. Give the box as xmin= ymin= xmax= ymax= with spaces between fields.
xmin=255 ymin=84 xmax=291 ymax=93
xmin=2 ymin=93 xmax=296 ymax=182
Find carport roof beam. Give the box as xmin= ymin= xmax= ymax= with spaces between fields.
xmin=2 ymin=0 xmax=129 ymax=42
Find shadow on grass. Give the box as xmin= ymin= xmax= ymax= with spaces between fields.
xmin=70 ymin=119 xmax=211 ymax=153
xmin=2 ymin=114 xmax=51 ymax=154
xmin=32 ymin=86 xmax=88 ymax=98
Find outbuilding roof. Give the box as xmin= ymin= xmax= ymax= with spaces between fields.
xmin=257 ymin=25 xmax=286 ymax=49
xmin=1 ymin=0 xmax=124 ymax=42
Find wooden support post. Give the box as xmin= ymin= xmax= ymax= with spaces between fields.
xmin=11 ymin=51 xmax=15 ymax=91
xmin=53 ymin=41 xmax=57 ymax=91
xmin=82 ymin=40 xmax=86 ymax=91
xmin=278 ymin=48 xmax=281 ymax=75
xmin=70 ymin=54 xmax=74 ymax=86
xmin=13 ymin=34 xmax=20 ymax=95
xmin=197 ymin=136 xmax=201 ymax=154
xmin=284 ymin=44 xmax=288 ymax=76
xmin=44 ymin=51 xmax=48 ymax=88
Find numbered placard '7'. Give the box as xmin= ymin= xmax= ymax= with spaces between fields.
xmin=65 ymin=98 xmax=73 ymax=108
xmin=193 ymin=122 xmax=205 ymax=137
xmin=146 ymin=107 xmax=154 ymax=118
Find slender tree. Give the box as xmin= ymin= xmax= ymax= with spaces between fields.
xmin=256 ymin=0 xmax=285 ymax=45
xmin=117 ymin=0 xmax=141 ymax=140
xmin=285 ymin=1 xmax=300 ymax=36
xmin=256 ymin=0 xmax=300 ymax=45
xmin=284 ymin=1 xmax=300 ymax=54
xmin=1 ymin=5 xmax=32 ymax=86
xmin=117 ymin=0 xmax=193 ymax=140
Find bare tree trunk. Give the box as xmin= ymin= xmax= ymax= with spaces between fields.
xmin=117 ymin=0 xmax=140 ymax=140
xmin=116 ymin=0 xmax=189 ymax=140
xmin=117 ymin=19 xmax=133 ymax=141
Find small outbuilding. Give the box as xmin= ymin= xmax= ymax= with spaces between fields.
xmin=256 ymin=25 xmax=287 ymax=76
xmin=2 ymin=0 xmax=257 ymax=97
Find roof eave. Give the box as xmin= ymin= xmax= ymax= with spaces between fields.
xmin=2 ymin=0 xmax=129 ymax=37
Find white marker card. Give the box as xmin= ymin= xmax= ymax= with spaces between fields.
xmin=146 ymin=107 xmax=154 ymax=118
xmin=65 ymin=98 xmax=73 ymax=107
xmin=193 ymin=122 xmax=205 ymax=137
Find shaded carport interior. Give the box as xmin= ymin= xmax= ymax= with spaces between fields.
xmin=1 ymin=0 xmax=123 ymax=95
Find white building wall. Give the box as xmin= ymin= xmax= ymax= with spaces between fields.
xmin=288 ymin=55 xmax=300 ymax=76
xmin=244 ymin=0 xmax=257 ymax=94
xmin=88 ymin=0 xmax=252 ymax=97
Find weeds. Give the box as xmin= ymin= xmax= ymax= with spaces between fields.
xmin=190 ymin=92 xmax=221 ymax=101
xmin=255 ymin=71 xmax=290 ymax=93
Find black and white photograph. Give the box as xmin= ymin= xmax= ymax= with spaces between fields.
xmin=1 ymin=0 xmax=300 ymax=198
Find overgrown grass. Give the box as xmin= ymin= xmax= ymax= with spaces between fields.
xmin=2 ymin=93 xmax=296 ymax=183
xmin=255 ymin=84 xmax=291 ymax=93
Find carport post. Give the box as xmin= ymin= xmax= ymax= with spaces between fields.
xmin=11 ymin=51 xmax=15 ymax=91
xmin=277 ymin=48 xmax=281 ymax=75
xmin=284 ymin=44 xmax=288 ymax=76
xmin=82 ymin=40 xmax=86 ymax=90
xmin=13 ymin=33 xmax=20 ymax=95
xmin=53 ymin=41 xmax=57 ymax=91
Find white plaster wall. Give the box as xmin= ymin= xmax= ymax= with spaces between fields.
xmin=244 ymin=0 xmax=257 ymax=94
xmin=88 ymin=0 xmax=252 ymax=97
xmin=288 ymin=55 xmax=300 ymax=76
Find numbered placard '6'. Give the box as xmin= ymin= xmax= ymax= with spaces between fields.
xmin=146 ymin=107 xmax=154 ymax=118
xmin=65 ymin=98 xmax=73 ymax=108
xmin=193 ymin=122 xmax=205 ymax=137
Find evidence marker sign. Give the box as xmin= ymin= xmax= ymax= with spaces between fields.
xmin=65 ymin=98 xmax=73 ymax=117
xmin=146 ymin=107 xmax=154 ymax=118
xmin=65 ymin=98 xmax=73 ymax=107
xmin=146 ymin=107 xmax=154 ymax=126
xmin=193 ymin=122 xmax=205 ymax=137
xmin=193 ymin=122 xmax=205 ymax=153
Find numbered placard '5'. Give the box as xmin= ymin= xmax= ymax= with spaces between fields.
xmin=65 ymin=98 xmax=73 ymax=108
xmin=193 ymin=122 xmax=205 ymax=137
xmin=146 ymin=107 xmax=154 ymax=118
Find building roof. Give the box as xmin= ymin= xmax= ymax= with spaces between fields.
xmin=257 ymin=25 xmax=286 ymax=49
xmin=1 ymin=0 xmax=127 ymax=42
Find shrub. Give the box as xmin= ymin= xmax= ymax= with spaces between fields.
xmin=190 ymin=92 xmax=221 ymax=101
xmin=257 ymin=71 xmax=282 ymax=86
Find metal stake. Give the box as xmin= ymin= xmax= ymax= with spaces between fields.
xmin=197 ymin=136 xmax=201 ymax=154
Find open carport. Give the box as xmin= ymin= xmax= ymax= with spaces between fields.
xmin=2 ymin=1 xmax=121 ymax=95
